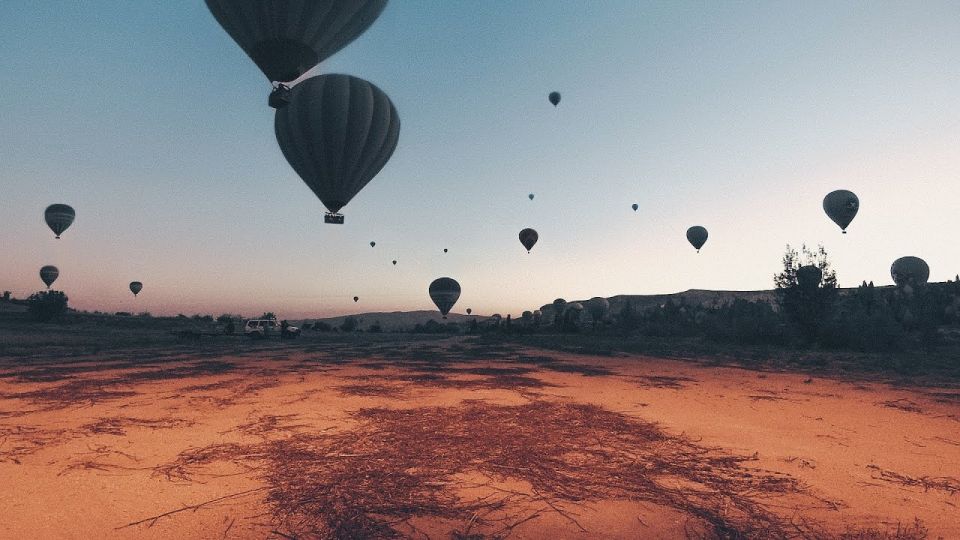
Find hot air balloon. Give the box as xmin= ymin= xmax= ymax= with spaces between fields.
xmin=822 ymin=190 xmax=859 ymax=234
xmin=40 ymin=266 xmax=59 ymax=289
xmin=44 ymin=204 xmax=75 ymax=239
xmin=631 ymin=203 xmax=638 ymax=212
xmin=353 ymin=296 xmax=359 ymax=302
xmin=519 ymin=228 xmax=538 ymax=253
xmin=392 ymin=260 xmax=397 ymax=265
xmin=466 ymin=308 xmax=472 ymax=315
xmin=587 ymin=297 xmax=609 ymax=323
xmin=686 ymin=226 xmax=708 ymax=252
xmin=443 ymin=248 xmax=448 ymax=253
xmin=370 ymin=241 xmax=376 ymax=248
xmin=891 ymin=257 xmax=929 ymax=288
xmin=129 ymin=281 xmax=143 ymax=297
xmin=528 ymin=193 xmax=535 ymax=201
xmin=796 ymin=265 xmax=822 ymax=289
xmin=275 ymin=74 xmax=400 ymax=223
xmin=428 ymin=277 xmax=460 ymax=319
xmin=548 ymin=91 xmax=561 ymax=107
xmin=204 ymin=0 xmax=389 ymax=107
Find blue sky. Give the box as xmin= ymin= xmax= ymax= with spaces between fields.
xmin=2 ymin=1 xmax=959 ymax=318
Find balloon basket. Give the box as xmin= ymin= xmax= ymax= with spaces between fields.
xmin=324 ymin=213 xmax=344 ymax=224
xmin=269 ymin=84 xmax=291 ymax=109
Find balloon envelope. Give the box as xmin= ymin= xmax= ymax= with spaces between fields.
xmin=631 ymin=203 xmax=638 ymax=212
xmin=528 ymin=193 xmax=534 ymax=200
xmin=275 ymin=74 xmax=400 ymax=216
xmin=129 ymin=281 xmax=143 ymax=296
xmin=45 ymin=204 xmax=75 ymax=239
xmin=686 ymin=226 xmax=708 ymax=252
xmin=370 ymin=241 xmax=376 ymax=247
xmin=466 ymin=308 xmax=472 ymax=315
xmin=823 ymin=190 xmax=859 ymax=233
xmin=796 ymin=265 xmax=822 ymax=289
xmin=204 ymin=0 xmax=389 ymax=83
xmin=548 ymin=91 xmax=560 ymax=106
xmin=429 ymin=277 xmax=461 ymax=318
xmin=891 ymin=256 xmax=929 ymax=287
xmin=519 ymin=228 xmax=538 ymax=253
xmin=40 ymin=266 xmax=59 ymax=288
xmin=353 ymin=296 xmax=359 ymax=302
xmin=392 ymin=260 xmax=397 ymax=265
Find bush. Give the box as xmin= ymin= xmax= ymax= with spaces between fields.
xmin=27 ymin=290 xmax=69 ymax=322
xmin=313 ymin=321 xmax=333 ymax=332
xmin=340 ymin=316 xmax=359 ymax=332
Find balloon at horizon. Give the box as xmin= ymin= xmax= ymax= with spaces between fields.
xmin=2 ymin=3 xmax=959 ymax=318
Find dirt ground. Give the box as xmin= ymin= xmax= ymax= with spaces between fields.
xmin=0 ymin=337 xmax=957 ymax=539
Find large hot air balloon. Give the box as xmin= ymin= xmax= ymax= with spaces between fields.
xmin=587 ymin=297 xmax=609 ymax=323
xmin=44 ymin=204 xmax=75 ymax=239
xmin=796 ymin=265 xmax=822 ymax=289
xmin=548 ymin=91 xmax=561 ymax=107
xmin=686 ymin=226 xmax=708 ymax=252
xmin=129 ymin=281 xmax=143 ymax=297
xmin=631 ymin=203 xmax=638 ymax=212
xmin=823 ymin=190 xmax=859 ymax=234
xmin=891 ymin=257 xmax=929 ymax=288
xmin=428 ymin=277 xmax=460 ymax=319
xmin=275 ymin=74 xmax=400 ymax=223
xmin=519 ymin=228 xmax=538 ymax=253
xmin=40 ymin=266 xmax=59 ymax=289
xmin=528 ymin=193 xmax=535 ymax=201
xmin=204 ymin=0 xmax=389 ymax=107
xmin=370 ymin=241 xmax=376 ymax=248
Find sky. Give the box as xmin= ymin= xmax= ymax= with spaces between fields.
xmin=2 ymin=1 xmax=959 ymax=319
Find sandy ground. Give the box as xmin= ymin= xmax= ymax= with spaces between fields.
xmin=0 ymin=338 xmax=957 ymax=539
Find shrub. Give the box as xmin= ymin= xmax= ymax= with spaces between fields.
xmin=27 ymin=290 xmax=69 ymax=322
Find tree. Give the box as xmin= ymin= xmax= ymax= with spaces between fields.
xmin=774 ymin=244 xmax=838 ymax=343
xmin=260 ymin=312 xmax=276 ymax=320
xmin=27 ymin=290 xmax=69 ymax=322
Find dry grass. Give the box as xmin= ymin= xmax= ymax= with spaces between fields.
xmin=155 ymin=399 xmax=820 ymax=538
xmin=866 ymin=464 xmax=960 ymax=495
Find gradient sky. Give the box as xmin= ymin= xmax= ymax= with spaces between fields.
xmin=2 ymin=1 xmax=959 ymax=319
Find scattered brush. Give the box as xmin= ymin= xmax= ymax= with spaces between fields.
xmin=838 ymin=518 xmax=929 ymax=540
xmin=153 ymin=399 xmax=820 ymax=538
xmin=866 ymin=464 xmax=960 ymax=495
xmin=80 ymin=416 xmax=195 ymax=436
xmin=335 ymin=383 xmax=407 ymax=398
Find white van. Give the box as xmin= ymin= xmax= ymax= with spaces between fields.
xmin=244 ymin=319 xmax=299 ymax=339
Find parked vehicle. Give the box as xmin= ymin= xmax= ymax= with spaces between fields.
xmin=244 ymin=319 xmax=299 ymax=339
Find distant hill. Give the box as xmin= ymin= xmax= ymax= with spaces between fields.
xmin=538 ymin=289 xmax=776 ymax=318
xmin=298 ymin=310 xmax=480 ymax=331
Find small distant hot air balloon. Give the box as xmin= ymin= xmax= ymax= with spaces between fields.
xmin=204 ymin=0 xmax=389 ymax=107
xmin=466 ymin=308 xmax=472 ymax=315
xmin=275 ymin=74 xmax=400 ymax=223
xmin=392 ymin=260 xmax=397 ymax=265
xmin=443 ymin=248 xmax=448 ymax=253
xmin=823 ymin=190 xmax=859 ymax=234
xmin=45 ymin=204 xmax=75 ymax=239
xmin=40 ymin=266 xmax=59 ymax=289
xmin=353 ymin=296 xmax=359 ymax=303
xmin=370 ymin=241 xmax=376 ymax=248
xmin=686 ymin=226 xmax=708 ymax=252
xmin=796 ymin=265 xmax=822 ymax=289
xmin=429 ymin=277 xmax=461 ymax=319
xmin=129 ymin=281 xmax=143 ymax=297
xmin=891 ymin=257 xmax=929 ymax=288
xmin=528 ymin=193 xmax=535 ymax=201
xmin=631 ymin=203 xmax=638 ymax=212
xmin=548 ymin=91 xmax=561 ymax=107
xmin=519 ymin=228 xmax=538 ymax=253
